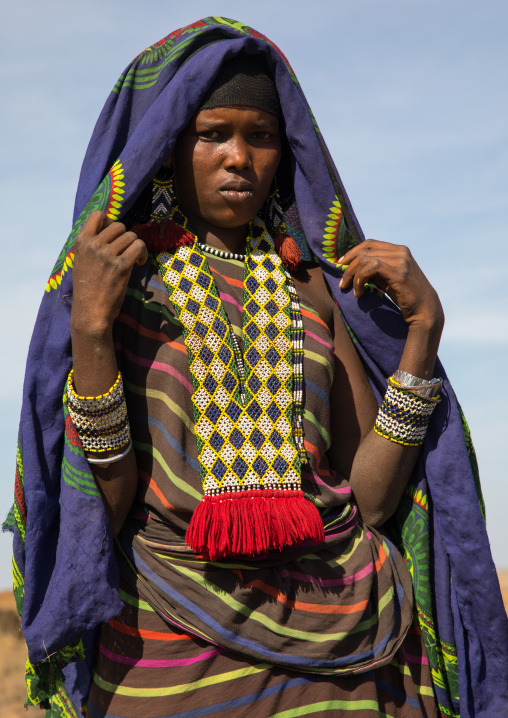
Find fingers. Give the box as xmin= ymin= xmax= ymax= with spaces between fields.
xmin=77 ymin=212 xmax=147 ymax=264
xmin=119 ymin=237 xmax=149 ymax=267
xmin=79 ymin=212 xmax=129 ymax=245
xmin=338 ymin=240 xmax=411 ymax=297
xmin=82 ymin=210 xmax=109 ymax=236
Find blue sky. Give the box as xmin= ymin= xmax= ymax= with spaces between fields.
xmin=1 ymin=0 xmax=507 ymax=589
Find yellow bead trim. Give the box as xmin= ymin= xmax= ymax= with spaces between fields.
xmin=67 ymin=369 xmax=122 ymax=401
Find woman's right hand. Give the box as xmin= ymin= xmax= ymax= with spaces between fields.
xmin=71 ymin=211 xmax=148 ymax=334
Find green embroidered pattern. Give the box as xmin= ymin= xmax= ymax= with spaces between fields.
xmin=390 ymin=484 xmax=459 ymax=716
xmin=14 ymin=441 xmax=26 ymax=544
xmin=46 ymin=159 xmax=124 ymax=293
xmin=114 ymin=17 xmax=298 ymax=94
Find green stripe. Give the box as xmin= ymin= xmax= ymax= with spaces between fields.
xmin=119 ymin=78 xmax=159 ymax=91
xmin=271 ymin=701 xmax=394 ymax=718
xmin=303 ymin=528 xmax=363 ymax=567
xmin=62 ymin=459 xmax=99 ymax=496
xmin=63 ymin=474 xmax=100 ymax=497
xmin=304 ymin=349 xmax=333 ymax=381
xmin=119 ymin=588 xmax=154 ymax=612
xmin=169 ymin=562 xmax=395 ymax=643
xmin=391 ymin=658 xmax=435 ymax=696
xmin=134 ymin=443 xmax=202 ymax=501
xmin=299 ymin=301 xmax=320 ymax=318
xmin=93 ymin=662 xmax=270 ymax=697
xmin=303 ymin=409 xmax=330 ymax=446
xmin=125 ymin=381 xmax=195 ymax=433
xmin=63 ymin=457 xmax=96 ymax=483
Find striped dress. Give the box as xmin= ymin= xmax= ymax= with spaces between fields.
xmin=87 ymin=250 xmax=438 ymax=717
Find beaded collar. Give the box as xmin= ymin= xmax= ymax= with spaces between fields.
xmin=152 ymin=210 xmax=323 ymax=560
xmin=197 ymin=242 xmax=246 ymax=261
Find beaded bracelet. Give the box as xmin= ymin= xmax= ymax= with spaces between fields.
xmin=374 ymin=377 xmax=439 ymax=447
xmin=86 ymin=439 xmax=133 ymax=466
xmin=67 ymin=370 xmax=131 ymax=453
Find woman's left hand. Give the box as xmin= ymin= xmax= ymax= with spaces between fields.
xmin=338 ymin=239 xmax=444 ymax=330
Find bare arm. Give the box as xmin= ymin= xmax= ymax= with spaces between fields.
xmin=71 ymin=211 xmax=148 ymax=536
xmin=308 ymin=241 xmax=444 ymax=527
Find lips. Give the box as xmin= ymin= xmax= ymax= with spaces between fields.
xmin=218 ymin=180 xmax=255 ymax=202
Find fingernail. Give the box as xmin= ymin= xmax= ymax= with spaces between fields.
xmin=337 ymin=256 xmax=344 ymax=264
xmin=339 ymin=279 xmax=343 ymax=288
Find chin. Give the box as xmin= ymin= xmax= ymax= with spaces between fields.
xmin=208 ymin=209 xmax=260 ymax=230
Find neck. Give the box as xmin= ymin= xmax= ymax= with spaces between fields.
xmin=180 ymin=209 xmax=249 ymax=254
xmin=195 ymin=222 xmax=249 ymax=254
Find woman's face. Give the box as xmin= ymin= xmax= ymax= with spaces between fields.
xmin=172 ymin=107 xmax=281 ymax=235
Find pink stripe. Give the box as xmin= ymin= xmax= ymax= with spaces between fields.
xmin=219 ymin=291 xmax=243 ymax=314
xmin=280 ymin=556 xmax=375 ymax=588
xmin=115 ymin=343 xmax=193 ymax=393
xmin=402 ymin=649 xmax=429 ymax=666
xmin=99 ymin=643 xmax=225 ymax=667
xmin=304 ymin=329 xmax=333 ymax=351
xmin=302 ymin=471 xmax=351 ymax=496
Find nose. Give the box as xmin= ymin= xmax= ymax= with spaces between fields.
xmin=223 ymin=135 xmax=252 ymax=171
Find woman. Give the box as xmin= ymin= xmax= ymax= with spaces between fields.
xmin=8 ymin=17 xmax=507 ymax=718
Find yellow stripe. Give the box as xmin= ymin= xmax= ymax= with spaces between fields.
xmin=125 ymin=381 xmax=195 ymax=433
xmin=93 ymin=662 xmax=270 ymax=697
xmin=134 ymin=443 xmax=202 ymax=501
xmin=271 ymin=701 xmax=394 ymax=718
xmin=391 ymin=659 xmax=435 ymax=696
xmin=168 ymin=561 xmax=395 ymax=643
xmin=304 ymin=349 xmax=333 ymax=381
xmin=303 ymin=409 xmax=330 ymax=447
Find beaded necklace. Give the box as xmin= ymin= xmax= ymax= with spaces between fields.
xmin=151 ymin=209 xmax=323 ymax=560
xmin=198 ymin=241 xmax=306 ymax=458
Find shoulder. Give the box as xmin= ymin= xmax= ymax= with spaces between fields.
xmin=290 ymin=262 xmax=336 ymax=330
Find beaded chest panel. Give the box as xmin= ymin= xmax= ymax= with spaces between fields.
xmin=155 ymin=217 xmax=301 ymax=497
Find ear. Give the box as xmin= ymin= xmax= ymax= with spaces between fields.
xmin=162 ymin=154 xmax=173 ymax=169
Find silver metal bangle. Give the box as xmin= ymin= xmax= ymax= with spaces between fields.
xmin=392 ymin=369 xmax=442 ymax=398
xmin=86 ymin=439 xmax=133 ymax=467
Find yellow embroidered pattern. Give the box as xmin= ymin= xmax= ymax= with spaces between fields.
xmin=156 ymin=216 xmax=301 ymax=496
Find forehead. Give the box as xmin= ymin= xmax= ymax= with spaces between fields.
xmin=188 ymin=106 xmax=280 ymax=130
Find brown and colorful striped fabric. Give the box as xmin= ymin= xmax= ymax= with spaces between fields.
xmin=87 ymin=251 xmax=438 ymax=716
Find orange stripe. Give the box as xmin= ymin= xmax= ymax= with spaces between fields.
xmin=373 ymin=541 xmax=388 ymax=575
xmin=209 ymin=265 xmax=244 ymax=288
xmin=117 ymin=313 xmax=187 ymax=355
xmin=243 ymin=579 xmax=369 ymax=614
xmin=304 ymin=440 xmax=334 ymax=478
xmin=244 ymin=542 xmax=388 ymax=615
xmin=300 ymin=307 xmax=328 ymax=330
xmin=108 ymin=617 xmax=190 ymax=641
xmin=138 ymin=469 xmax=186 ymax=512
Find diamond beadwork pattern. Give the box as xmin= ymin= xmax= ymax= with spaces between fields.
xmin=156 ymin=216 xmax=301 ymax=497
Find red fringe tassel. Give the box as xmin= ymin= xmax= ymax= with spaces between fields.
xmin=186 ymin=489 xmax=324 ymax=561
xmin=132 ymin=220 xmax=194 ymax=253
xmin=274 ymin=234 xmax=302 ymax=271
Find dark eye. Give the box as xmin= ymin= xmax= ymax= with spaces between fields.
xmin=198 ymin=130 xmax=221 ymax=141
xmin=252 ymin=131 xmax=272 ymax=140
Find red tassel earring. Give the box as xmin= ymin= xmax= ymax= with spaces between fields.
xmin=132 ymin=219 xmax=194 ymax=252
xmin=274 ymin=234 xmax=302 ymax=272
